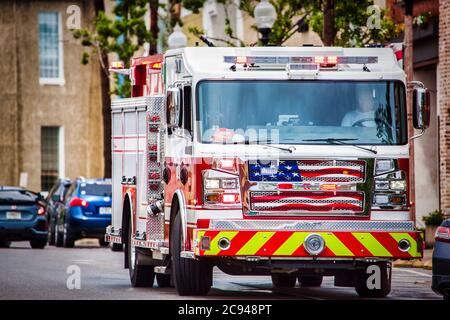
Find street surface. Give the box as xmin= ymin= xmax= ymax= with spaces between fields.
xmin=0 ymin=241 xmax=441 ymax=300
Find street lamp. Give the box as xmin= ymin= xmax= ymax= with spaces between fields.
xmin=254 ymin=0 xmax=276 ymax=46
xmin=168 ymin=24 xmax=187 ymax=49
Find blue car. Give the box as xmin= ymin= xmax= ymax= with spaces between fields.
xmin=0 ymin=186 xmax=48 ymax=249
xmin=432 ymin=218 xmax=450 ymax=301
xmin=55 ymin=178 xmax=112 ymax=248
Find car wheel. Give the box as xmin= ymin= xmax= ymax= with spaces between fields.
xmin=355 ymin=262 xmax=391 ymax=298
xmin=55 ymin=222 xmax=63 ymax=247
xmin=63 ymin=220 xmax=75 ymax=248
xmin=271 ymin=274 xmax=297 ymax=288
xmin=0 ymin=239 xmax=11 ymax=248
xmin=298 ymin=275 xmax=323 ymax=287
xmin=171 ymin=212 xmax=212 ymax=296
xmin=111 ymin=243 xmax=123 ymax=252
xmin=30 ymin=239 xmax=47 ymax=249
xmin=48 ymin=219 xmax=56 ymax=246
xmin=127 ymin=221 xmax=155 ymax=287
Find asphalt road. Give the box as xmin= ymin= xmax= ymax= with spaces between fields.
xmin=0 ymin=241 xmax=442 ymax=300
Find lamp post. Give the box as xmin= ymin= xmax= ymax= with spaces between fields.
xmin=168 ymin=24 xmax=187 ymax=49
xmin=254 ymin=0 xmax=276 ymax=46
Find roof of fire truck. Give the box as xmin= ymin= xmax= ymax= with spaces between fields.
xmin=165 ymin=46 xmax=404 ymax=80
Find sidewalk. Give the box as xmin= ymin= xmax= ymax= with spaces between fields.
xmin=393 ymin=248 xmax=433 ymax=270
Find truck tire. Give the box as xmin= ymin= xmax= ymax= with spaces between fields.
xmin=156 ymin=274 xmax=171 ymax=287
xmin=110 ymin=243 xmax=123 ymax=252
xmin=171 ymin=212 xmax=212 ymax=295
xmin=355 ymin=262 xmax=391 ymax=298
xmin=298 ymin=275 xmax=323 ymax=287
xmin=127 ymin=222 xmax=155 ymax=287
xmin=271 ymin=274 xmax=297 ymax=288
xmin=30 ymin=239 xmax=47 ymax=249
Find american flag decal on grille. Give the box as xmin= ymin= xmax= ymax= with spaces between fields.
xmin=250 ymin=191 xmax=364 ymax=213
xmin=248 ymin=159 xmax=365 ymax=183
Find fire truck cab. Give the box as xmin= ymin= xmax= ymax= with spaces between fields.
xmin=106 ymin=46 xmax=430 ymax=297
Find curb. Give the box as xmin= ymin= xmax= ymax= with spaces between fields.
xmin=393 ymin=259 xmax=432 ymax=270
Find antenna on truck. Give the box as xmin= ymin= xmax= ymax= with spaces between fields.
xmin=199 ymin=35 xmax=215 ymax=47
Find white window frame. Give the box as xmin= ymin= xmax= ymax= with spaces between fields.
xmin=58 ymin=126 xmax=65 ymax=179
xmin=38 ymin=11 xmax=65 ymax=86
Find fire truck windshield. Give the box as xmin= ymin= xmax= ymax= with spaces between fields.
xmin=197 ymin=80 xmax=407 ymax=146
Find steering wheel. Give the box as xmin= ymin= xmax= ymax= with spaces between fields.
xmin=352 ymin=118 xmax=376 ymax=127
xmin=352 ymin=118 xmax=394 ymax=131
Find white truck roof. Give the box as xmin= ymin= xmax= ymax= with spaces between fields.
xmin=166 ymin=46 xmax=404 ymax=80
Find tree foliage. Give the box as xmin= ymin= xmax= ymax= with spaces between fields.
xmin=72 ymin=0 xmax=153 ymax=97
xmin=183 ymin=0 xmax=399 ymax=47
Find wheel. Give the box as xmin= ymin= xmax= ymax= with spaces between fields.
xmin=0 ymin=239 xmax=11 ymax=248
xmin=99 ymin=237 xmax=109 ymax=247
xmin=110 ymin=242 xmax=123 ymax=252
xmin=55 ymin=222 xmax=63 ymax=247
xmin=298 ymin=275 xmax=323 ymax=287
xmin=63 ymin=219 xmax=75 ymax=248
xmin=48 ymin=219 xmax=56 ymax=246
xmin=127 ymin=221 xmax=155 ymax=287
xmin=156 ymin=273 xmax=171 ymax=287
xmin=30 ymin=239 xmax=47 ymax=249
xmin=271 ymin=274 xmax=297 ymax=288
xmin=355 ymin=262 xmax=391 ymax=298
xmin=171 ymin=212 xmax=212 ymax=295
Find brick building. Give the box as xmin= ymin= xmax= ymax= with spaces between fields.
xmin=387 ymin=0 xmax=449 ymax=220
xmin=0 ymin=0 xmax=104 ymax=192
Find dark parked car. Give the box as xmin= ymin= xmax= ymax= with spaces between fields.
xmin=46 ymin=178 xmax=71 ymax=245
xmin=432 ymin=218 xmax=450 ymax=301
xmin=56 ymin=178 xmax=112 ymax=248
xmin=0 ymin=186 xmax=48 ymax=249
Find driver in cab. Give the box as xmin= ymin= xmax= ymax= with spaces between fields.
xmin=341 ymin=87 xmax=377 ymax=127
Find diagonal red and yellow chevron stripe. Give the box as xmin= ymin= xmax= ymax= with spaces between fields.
xmin=194 ymin=230 xmax=422 ymax=259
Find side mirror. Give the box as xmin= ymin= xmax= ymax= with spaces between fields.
xmin=412 ymin=87 xmax=430 ymax=130
xmin=166 ymin=87 xmax=181 ymax=128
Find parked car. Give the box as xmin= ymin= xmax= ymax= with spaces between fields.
xmin=56 ymin=178 xmax=112 ymax=248
xmin=432 ymin=218 xmax=450 ymax=301
xmin=0 ymin=186 xmax=48 ymax=249
xmin=46 ymin=178 xmax=71 ymax=246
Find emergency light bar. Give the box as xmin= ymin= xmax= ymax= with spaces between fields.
xmin=109 ymin=60 xmax=130 ymax=75
xmin=224 ymin=55 xmax=378 ymax=66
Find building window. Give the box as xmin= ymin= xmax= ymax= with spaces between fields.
xmin=41 ymin=127 xmax=64 ymax=191
xmin=38 ymin=12 xmax=64 ymax=85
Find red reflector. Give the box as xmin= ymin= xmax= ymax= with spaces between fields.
xmin=235 ymin=56 xmax=248 ymax=64
xmin=69 ymin=198 xmax=88 ymax=207
xmin=37 ymin=206 xmax=45 ymax=215
xmin=278 ymin=183 xmax=293 ymax=190
xmin=197 ymin=219 xmax=210 ymax=229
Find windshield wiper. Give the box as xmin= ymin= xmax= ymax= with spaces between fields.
xmin=302 ymin=138 xmax=377 ymax=154
xmin=233 ymin=138 xmax=294 ymax=153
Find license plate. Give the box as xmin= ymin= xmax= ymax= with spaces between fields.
xmin=99 ymin=207 xmax=111 ymax=214
xmin=6 ymin=211 xmax=21 ymax=220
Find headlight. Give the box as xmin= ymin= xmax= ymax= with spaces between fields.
xmin=375 ymin=159 xmax=394 ymax=174
xmin=375 ymin=180 xmax=390 ymax=190
xmin=390 ymin=180 xmax=406 ymax=190
xmin=204 ymin=179 xmax=220 ymax=189
xmin=203 ymin=169 xmax=241 ymax=207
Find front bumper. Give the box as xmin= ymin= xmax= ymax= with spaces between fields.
xmin=193 ymin=220 xmax=422 ymax=259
